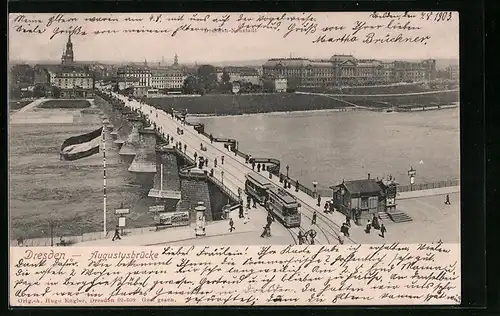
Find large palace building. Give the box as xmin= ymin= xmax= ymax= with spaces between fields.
xmin=262 ymin=55 xmax=436 ymax=89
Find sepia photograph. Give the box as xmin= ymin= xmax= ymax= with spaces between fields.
xmin=9 ymin=11 xmax=462 ymax=306
xmin=9 ymin=12 xmax=460 ymax=248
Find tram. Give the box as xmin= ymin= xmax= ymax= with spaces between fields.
xmin=265 ymin=186 xmax=301 ymax=228
xmin=244 ymin=172 xmax=273 ymax=205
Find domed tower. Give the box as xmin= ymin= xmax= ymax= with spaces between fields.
xmin=61 ymin=35 xmax=74 ymax=65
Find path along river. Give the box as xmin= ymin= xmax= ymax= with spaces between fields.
xmin=191 ymin=107 xmax=460 ymax=195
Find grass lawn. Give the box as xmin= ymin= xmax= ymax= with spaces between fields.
xmin=39 ymin=99 xmax=91 ymax=109
xmin=146 ymin=93 xmax=353 ymax=115
xmin=9 ymin=100 xmax=33 ymax=111
xmin=336 ymin=90 xmax=459 ymax=108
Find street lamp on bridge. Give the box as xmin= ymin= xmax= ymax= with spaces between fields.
xmin=408 ymin=166 xmax=416 ymax=191
xmin=286 ymin=165 xmax=289 ymax=178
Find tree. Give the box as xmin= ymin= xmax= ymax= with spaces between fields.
xmin=221 ymin=70 xmax=230 ymax=84
xmin=197 ymin=65 xmax=218 ymax=92
xmin=33 ymin=84 xmax=47 ymax=97
xmin=51 ymin=86 xmax=61 ymax=99
xmin=183 ymin=76 xmax=202 ymax=94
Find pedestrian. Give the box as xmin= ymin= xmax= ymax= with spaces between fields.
xmin=298 ymin=231 xmax=304 ymax=245
xmin=239 ymin=204 xmax=244 ymax=219
xmin=379 ymin=224 xmax=387 ymax=238
xmin=267 ymin=213 xmax=274 ymax=227
xmin=205 ymin=159 xmax=208 ymax=167
xmin=252 ymin=161 xmax=255 ymax=170
xmin=341 ymin=223 xmax=350 ymax=237
xmin=229 ymin=218 xmax=235 ymax=232
xmin=245 ymin=155 xmax=249 ymax=163
xmin=324 ymin=202 xmax=329 ymax=213
xmin=365 ymin=220 xmax=372 ymax=234
xmin=317 ymin=194 xmax=321 ymax=207
xmin=260 ymin=226 xmax=269 ymax=238
xmin=112 ymin=226 xmax=121 ymax=241
xmin=257 ymin=163 xmax=261 ymax=172
xmin=445 ymin=194 xmax=451 ymax=205
xmin=312 ymin=210 xmax=317 ymax=225
xmin=296 ymin=181 xmax=299 ymax=192
xmin=210 ymin=134 xmax=213 ymax=143
xmin=184 ymin=144 xmax=187 ymax=153
xmin=194 ymin=152 xmax=197 ymax=161
xmin=283 ymin=178 xmax=288 ymax=189
xmin=346 ymin=214 xmax=351 ymax=227
xmin=214 ymin=158 xmax=217 ymax=167
xmin=221 ymin=155 xmax=224 ymax=165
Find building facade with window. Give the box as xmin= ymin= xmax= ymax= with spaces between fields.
xmin=117 ymin=66 xmax=152 ymax=87
xmin=262 ymin=55 xmax=437 ymax=88
xmin=330 ymin=178 xmax=392 ymax=225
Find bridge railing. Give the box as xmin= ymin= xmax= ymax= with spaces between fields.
xmin=397 ymin=179 xmax=459 ymax=192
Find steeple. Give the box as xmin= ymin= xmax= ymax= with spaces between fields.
xmin=144 ymin=58 xmax=148 ymax=67
xmin=61 ymin=34 xmax=74 ymax=65
xmin=173 ymin=53 xmax=178 ymax=66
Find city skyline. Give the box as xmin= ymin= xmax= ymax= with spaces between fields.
xmin=9 ymin=12 xmax=459 ymax=64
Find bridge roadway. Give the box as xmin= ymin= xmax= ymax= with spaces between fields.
xmin=110 ymin=92 xmax=384 ymax=245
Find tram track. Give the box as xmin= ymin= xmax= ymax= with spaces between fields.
xmin=118 ymin=95 xmax=343 ymax=244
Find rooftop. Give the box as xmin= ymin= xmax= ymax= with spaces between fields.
xmin=330 ymin=179 xmax=383 ymax=195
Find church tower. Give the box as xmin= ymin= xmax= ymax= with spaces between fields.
xmin=173 ymin=53 xmax=179 ymax=66
xmin=61 ymin=35 xmax=74 ymax=65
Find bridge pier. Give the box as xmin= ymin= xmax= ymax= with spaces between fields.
xmin=128 ymin=127 xmax=158 ymax=187
xmin=118 ymin=116 xmax=143 ymax=166
xmin=148 ymin=145 xmax=182 ymax=212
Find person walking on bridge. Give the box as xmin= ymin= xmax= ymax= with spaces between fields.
xmin=298 ymin=231 xmax=304 ymax=245
xmin=210 ymin=134 xmax=213 ymax=143
xmin=295 ymin=181 xmax=300 ymax=192
xmin=317 ymin=194 xmax=322 ymax=207
xmin=257 ymin=163 xmax=261 ymax=172
xmin=445 ymin=194 xmax=451 ymax=205
xmin=214 ymin=158 xmax=217 ymax=168
xmin=251 ymin=161 xmax=255 ymax=170
xmin=379 ymin=224 xmax=387 ymax=238
xmin=112 ymin=226 xmax=121 ymax=241
xmin=184 ymin=144 xmax=187 ymax=154
xmin=229 ymin=218 xmax=235 ymax=232
xmin=194 ymin=152 xmax=197 ymax=161
xmin=221 ymin=155 xmax=225 ymax=165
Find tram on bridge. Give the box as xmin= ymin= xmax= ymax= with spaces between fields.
xmin=244 ymin=172 xmax=273 ymax=205
xmin=265 ymin=186 xmax=301 ymax=228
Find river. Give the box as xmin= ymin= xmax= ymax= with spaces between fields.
xmin=191 ymin=108 xmax=460 ymax=194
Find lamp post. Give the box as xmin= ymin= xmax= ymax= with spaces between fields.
xmin=286 ymin=165 xmax=289 ymax=179
xmin=408 ymin=166 xmax=416 ymax=191
xmin=312 ymin=181 xmax=318 ymax=198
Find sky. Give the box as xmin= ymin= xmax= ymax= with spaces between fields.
xmin=8 ymin=12 xmax=459 ymax=64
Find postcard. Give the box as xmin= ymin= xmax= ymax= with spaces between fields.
xmin=9 ymin=11 xmax=460 ymax=306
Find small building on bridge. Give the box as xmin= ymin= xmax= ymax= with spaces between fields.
xmin=330 ymin=175 xmax=397 ymax=225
